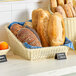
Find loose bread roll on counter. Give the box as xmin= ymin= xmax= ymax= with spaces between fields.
xmin=57 ymin=0 xmax=64 ymax=6
xmin=48 ymin=12 xmax=65 ymax=46
xmin=10 ymin=24 xmax=23 ymax=36
xmin=66 ymin=0 xmax=73 ymax=5
xmin=37 ymin=9 xmax=50 ymax=47
xmin=17 ymin=28 xmax=42 ymax=47
xmin=32 ymin=8 xmax=43 ymax=31
xmin=56 ymin=6 xmax=66 ymax=18
xmin=50 ymin=0 xmax=57 ymax=13
xmin=68 ymin=3 xmax=76 ymax=17
xmin=63 ymin=4 xmax=73 ymax=17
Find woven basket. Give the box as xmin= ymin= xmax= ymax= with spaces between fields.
xmin=48 ymin=5 xmax=76 ymax=49
xmin=5 ymin=25 xmax=69 ymax=60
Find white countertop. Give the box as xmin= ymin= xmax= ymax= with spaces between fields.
xmin=0 ymin=50 xmax=76 ymax=76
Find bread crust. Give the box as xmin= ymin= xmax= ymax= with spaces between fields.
xmin=56 ymin=6 xmax=66 ymax=18
xmin=24 ymin=22 xmax=32 ymax=28
xmin=66 ymin=0 xmax=73 ymax=5
xmin=57 ymin=0 xmax=64 ymax=6
xmin=10 ymin=24 xmax=23 ymax=36
xmin=17 ymin=28 xmax=42 ymax=47
xmin=50 ymin=0 xmax=57 ymax=13
xmin=37 ymin=10 xmax=50 ymax=47
xmin=68 ymin=3 xmax=76 ymax=17
xmin=32 ymin=8 xmax=43 ymax=31
xmin=48 ymin=12 xmax=65 ymax=46
xmin=63 ymin=4 xmax=73 ymax=18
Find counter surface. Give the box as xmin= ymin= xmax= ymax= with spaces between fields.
xmin=0 ymin=50 xmax=76 ymax=76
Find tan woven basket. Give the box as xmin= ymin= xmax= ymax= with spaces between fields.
xmin=5 ymin=25 xmax=69 ymax=60
xmin=48 ymin=5 xmax=76 ymax=49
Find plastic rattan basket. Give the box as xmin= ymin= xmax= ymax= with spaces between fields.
xmin=5 ymin=25 xmax=69 ymax=60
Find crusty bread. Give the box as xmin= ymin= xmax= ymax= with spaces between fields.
xmin=50 ymin=0 xmax=57 ymax=13
xmin=66 ymin=0 xmax=73 ymax=5
xmin=32 ymin=8 xmax=43 ymax=31
xmin=57 ymin=0 xmax=64 ymax=6
xmin=10 ymin=24 xmax=23 ymax=36
xmin=37 ymin=9 xmax=50 ymax=47
xmin=73 ymin=0 xmax=76 ymax=7
xmin=48 ymin=12 xmax=65 ymax=46
xmin=68 ymin=3 xmax=76 ymax=17
xmin=56 ymin=6 xmax=66 ymax=18
xmin=24 ymin=22 xmax=32 ymax=28
xmin=74 ymin=6 xmax=76 ymax=14
xmin=17 ymin=28 xmax=42 ymax=47
xmin=63 ymin=4 xmax=73 ymax=17
xmin=25 ymin=26 xmax=41 ymax=42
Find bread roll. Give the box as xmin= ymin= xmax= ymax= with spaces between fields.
xmin=50 ymin=0 xmax=57 ymax=13
xmin=48 ymin=12 xmax=65 ymax=46
xmin=32 ymin=8 xmax=43 ymax=31
xmin=74 ymin=6 xmax=76 ymax=13
xmin=37 ymin=10 xmax=50 ymax=47
xmin=24 ymin=22 xmax=32 ymax=28
xmin=68 ymin=3 xmax=76 ymax=17
xmin=56 ymin=6 xmax=66 ymax=18
xmin=63 ymin=4 xmax=73 ymax=17
xmin=73 ymin=0 xmax=76 ymax=7
xmin=66 ymin=0 xmax=73 ymax=5
xmin=10 ymin=24 xmax=23 ymax=36
xmin=17 ymin=28 xmax=42 ymax=47
xmin=57 ymin=0 xmax=64 ymax=6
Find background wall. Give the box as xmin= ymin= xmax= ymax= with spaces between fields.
xmin=0 ymin=0 xmax=49 ymax=43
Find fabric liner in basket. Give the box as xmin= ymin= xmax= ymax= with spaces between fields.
xmin=8 ymin=20 xmax=74 ymax=50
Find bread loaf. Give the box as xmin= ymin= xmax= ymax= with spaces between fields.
xmin=63 ymin=4 xmax=73 ymax=17
xmin=66 ymin=0 xmax=73 ymax=5
xmin=32 ymin=8 xmax=43 ymax=31
xmin=57 ymin=0 xmax=64 ymax=6
xmin=56 ymin=6 xmax=66 ymax=18
xmin=48 ymin=12 xmax=65 ymax=46
xmin=17 ymin=28 xmax=42 ymax=47
xmin=37 ymin=9 xmax=50 ymax=47
xmin=10 ymin=24 xmax=23 ymax=36
xmin=24 ymin=22 xmax=32 ymax=28
xmin=50 ymin=0 xmax=57 ymax=13
xmin=68 ymin=3 xmax=76 ymax=17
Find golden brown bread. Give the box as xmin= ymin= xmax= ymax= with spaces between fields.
xmin=56 ymin=6 xmax=66 ymax=18
xmin=66 ymin=0 xmax=73 ymax=5
xmin=24 ymin=22 xmax=32 ymax=28
xmin=17 ymin=28 xmax=42 ymax=47
xmin=37 ymin=9 xmax=50 ymax=47
xmin=10 ymin=24 xmax=23 ymax=36
xmin=50 ymin=0 xmax=57 ymax=13
xmin=63 ymin=4 xmax=73 ymax=17
xmin=73 ymin=0 xmax=76 ymax=7
xmin=57 ymin=0 xmax=64 ymax=6
xmin=48 ymin=12 xmax=65 ymax=46
xmin=74 ymin=6 xmax=76 ymax=14
xmin=32 ymin=8 xmax=43 ymax=31
xmin=68 ymin=3 xmax=76 ymax=17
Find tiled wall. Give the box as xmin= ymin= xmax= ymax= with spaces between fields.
xmin=0 ymin=0 xmax=49 ymax=42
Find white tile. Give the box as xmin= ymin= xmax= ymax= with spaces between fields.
xmin=0 ymin=2 xmax=11 ymax=12
xmin=0 ymin=12 xmax=11 ymax=30
xmin=12 ymin=10 xmax=27 ymax=22
xmin=0 ymin=30 xmax=9 ymax=42
xmin=12 ymin=3 xmax=25 ymax=11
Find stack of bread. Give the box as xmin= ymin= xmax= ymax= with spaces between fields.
xmin=10 ymin=23 xmax=42 ymax=47
xmin=50 ymin=0 xmax=76 ymax=18
xmin=32 ymin=8 xmax=65 ymax=47
xmin=10 ymin=8 xmax=65 ymax=48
